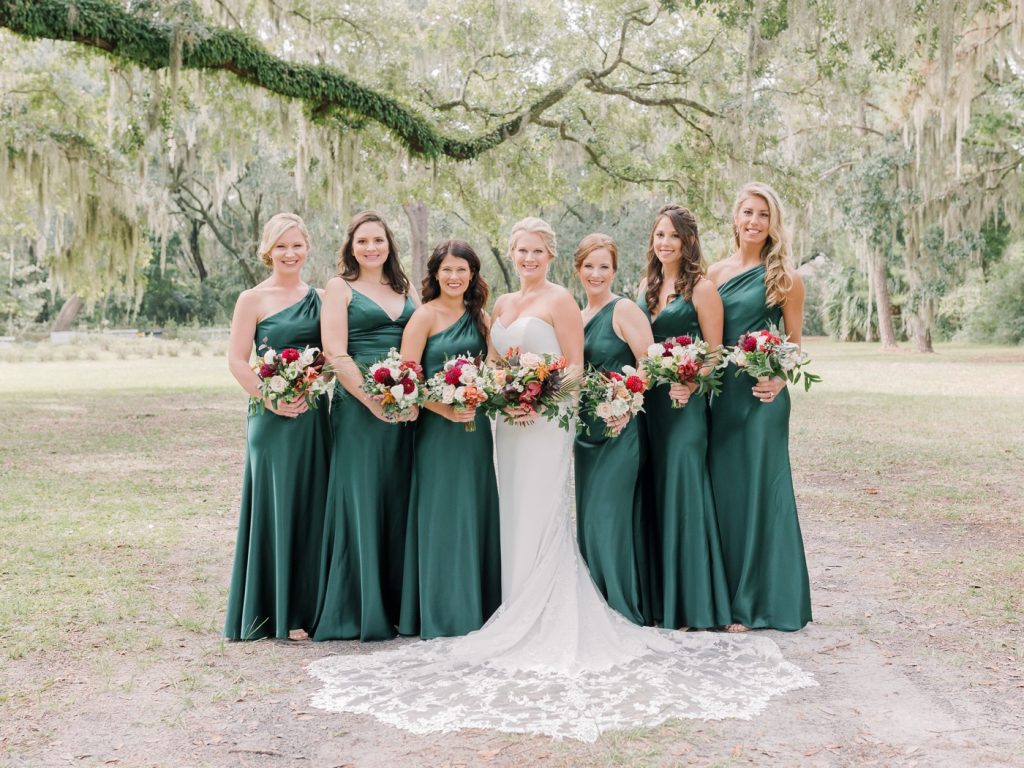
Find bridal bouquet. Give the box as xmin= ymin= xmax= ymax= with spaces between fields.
xmin=483 ymin=347 xmax=577 ymax=429
xmin=362 ymin=348 xmax=425 ymax=419
xmin=726 ymin=325 xmax=821 ymax=391
xmin=580 ymin=366 xmax=647 ymax=437
xmin=641 ymin=334 xmax=722 ymax=407
xmin=250 ymin=343 xmax=329 ymax=415
xmin=424 ymin=354 xmax=498 ymax=432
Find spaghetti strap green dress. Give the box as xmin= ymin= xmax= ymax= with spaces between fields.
xmin=398 ymin=312 xmax=501 ymax=639
xmin=708 ymin=264 xmax=812 ymax=631
xmin=642 ymin=295 xmax=732 ymax=630
xmin=313 ymin=288 xmax=415 ymax=641
xmin=573 ymin=298 xmax=651 ymax=625
xmin=225 ymin=286 xmax=331 ymax=640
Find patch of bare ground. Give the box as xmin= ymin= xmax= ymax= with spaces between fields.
xmin=3 ymin=346 xmax=1023 ymax=767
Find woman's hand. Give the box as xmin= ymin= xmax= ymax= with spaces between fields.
xmin=505 ymin=404 xmax=537 ymax=426
xmin=668 ymin=381 xmax=697 ymax=407
xmin=752 ymin=376 xmax=786 ymax=404
xmin=441 ymin=404 xmax=476 ymax=424
xmin=366 ymin=398 xmax=419 ymax=423
xmin=267 ymin=395 xmax=309 ymax=419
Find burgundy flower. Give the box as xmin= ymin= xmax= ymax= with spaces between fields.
xmin=258 ymin=364 xmax=276 ymax=378
xmin=373 ymin=368 xmax=392 ymax=384
xmin=677 ymin=335 xmax=692 ymax=345
xmin=281 ymin=347 xmax=300 ymax=363
xmin=625 ymin=375 xmax=645 ymax=393
xmin=445 ymin=367 xmax=463 ymax=385
xmin=401 ymin=378 xmax=416 ymax=394
xmin=741 ymin=335 xmax=758 ymax=352
xmin=677 ymin=359 xmax=699 ymax=380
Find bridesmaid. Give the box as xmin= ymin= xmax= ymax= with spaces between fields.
xmin=638 ymin=204 xmax=731 ymax=631
xmin=397 ymin=240 xmax=502 ymax=639
xmin=572 ymin=234 xmax=654 ymax=625
xmin=314 ymin=210 xmax=418 ymax=641
xmin=707 ymin=182 xmax=812 ymax=632
xmin=224 ymin=213 xmax=331 ymax=641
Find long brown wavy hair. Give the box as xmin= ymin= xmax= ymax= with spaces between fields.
xmin=421 ymin=240 xmax=490 ymax=343
xmin=731 ymin=182 xmax=793 ymax=307
xmin=336 ymin=210 xmax=410 ymax=295
xmin=644 ymin=204 xmax=705 ymax=316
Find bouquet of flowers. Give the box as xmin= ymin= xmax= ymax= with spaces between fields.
xmin=361 ymin=348 xmax=425 ymax=420
xmin=250 ymin=343 xmax=329 ymax=415
xmin=580 ymin=365 xmax=647 ymax=437
xmin=641 ymin=334 xmax=722 ymax=407
xmin=424 ymin=354 xmax=499 ymax=432
xmin=483 ymin=347 xmax=577 ymax=429
xmin=726 ymin=325 xmax=821 ymax=391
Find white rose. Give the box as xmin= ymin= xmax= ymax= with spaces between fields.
xmin=388 ymin=366 xmax=402 ymax=380
xmin=647 ymin=343 xmax=665 ymax=358
xmin=459 ymin=365 xmax=478 ymax=384
xmin=595 ymin=401 xmax=614 ymax=420
xmin=519 ymin=352 xmax=542 ymax=368
xmin=390 ymin=383 xmax=406 ymax=401
xmin=268 ymin=375 xmax=288 ymax=393
xmin=442 ymin=384 xmax=456 ymax=402
xmin=263 ymin=349 xmax=276 ymax=364
xmin=632 ymin=392 xmax=645 ymax=409
xmin=610 ymin=399 xmax=629 ymax=417
xmin=454 ymin=386 xmax=466 ymax=402
xmin=622 ymin=365 xmax=638 ymax=377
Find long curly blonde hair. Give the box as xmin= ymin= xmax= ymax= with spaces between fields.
xmin=731 ymin=182 xmax=792 ymax=307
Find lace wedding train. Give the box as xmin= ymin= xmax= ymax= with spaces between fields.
xmin=308 ymin=317 xmax=815 ymax=741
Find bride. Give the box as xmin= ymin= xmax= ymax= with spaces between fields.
xmin=308 ymin=218 xmax=815 ymax=742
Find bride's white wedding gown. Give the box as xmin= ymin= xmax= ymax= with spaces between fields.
xmin=308 ymin=317 xmax=815 ymax=741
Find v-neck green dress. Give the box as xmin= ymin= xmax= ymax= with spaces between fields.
xmin=398 ymin=312 xmax=502 ymax=639
xmin=225 ymin=286 xmax=331 ymax=640
xmin=573 ymin=298 xmax=651 ymax=625
xmin=708 ymin=264 xmax=812 ymax=631
xmin=642 ymin=295 xmax=731 ymax=630
xmin=313 ymin=287 xmax=416 ymax=641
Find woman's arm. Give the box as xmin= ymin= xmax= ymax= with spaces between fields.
xmin=669 ymin=279 xmax=723 ymax=406
xmin=613 ymin=299 xmax=655 ymax=363
xmin=550 ymin=288 xmax=585 ymax=378
xmin=754 ymin=269 xmax=804 ymax=401
xmin=227 ymin=290 xmax=306 ymax=417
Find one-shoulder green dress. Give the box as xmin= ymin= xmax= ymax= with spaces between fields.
xmin=313 ymin=287 xmax=415 ymax=641
xmin=642 ymin=295 xmax=732 ymax=630
xmin=398 ymin=312 xmax=501 ymax=639
xmin=225 ymin=286 xmax=331 ymax=640
xmin=708 ymin=264 xmax=812 ymax=631
xmin=573 ymin=298 xmax=650 ymax=625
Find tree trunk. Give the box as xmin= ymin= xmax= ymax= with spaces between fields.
xmin=490 ymin=243 xmax=513 ymax=294
xmin=52 ymin=295 xmax=83 ymax=332
xmin=870 ymin=250 xmax=898 ymax=349
xmin=188 ymin=220 xmax=208 ymax=281
xmin=402 ymin=200 xmax=429 ymax=289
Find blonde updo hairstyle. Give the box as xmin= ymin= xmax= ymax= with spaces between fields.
xmin=507 ymin=217 xmax=557 ymax=262
xmin=257 ymin=212 xmax=310 ymax=268
xmin=731 ymin=182 xmax=793 ymax=307
xmin=573 ymin=233 xmax=618 ymax=272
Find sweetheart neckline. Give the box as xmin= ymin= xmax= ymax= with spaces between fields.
xmin=493 ymin=315 xmax=555 ymax=330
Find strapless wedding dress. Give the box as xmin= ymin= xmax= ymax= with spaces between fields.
xmin=308 ymin=316 xmax=815 ymax=741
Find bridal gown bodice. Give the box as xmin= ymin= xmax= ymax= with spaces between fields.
xmin=308 ymin=316 xmax=816 ymax=741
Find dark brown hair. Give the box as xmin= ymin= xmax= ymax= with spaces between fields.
xmin=644 ymin=204 xmax=705 ymax=316
xmin=421 ymin=240 xmax=490 ymax=343
xmin=337 ymin=210 xmax=410 ymax=295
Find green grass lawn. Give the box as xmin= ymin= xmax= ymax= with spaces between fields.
xmin=1 ymin=337 xmax=1021 ymax=764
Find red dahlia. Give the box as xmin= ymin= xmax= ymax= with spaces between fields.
xmin=281 ymin=347 xmax=300 ymax=363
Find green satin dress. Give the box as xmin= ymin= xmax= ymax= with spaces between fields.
xmin=398 ymin=312 xmax=501 ymax=639
xmin=642 ymin=295 xmax=732 ymax=630
xmin=313 ymin=287 xmax=415 ymax=641
xmin=708 ymin=263 xmax=812 ymax=631
xmin=573 ymin=298 xmax=651 ymax=625
xmin=225 ymin=286 xmax=331 ymax=640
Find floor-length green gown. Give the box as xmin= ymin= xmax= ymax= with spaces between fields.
xmin=642 ymin=296 xmax=732 ymax=630
xmin=397 ymin=312 xmax=501 ymax=639
xmin=225 ymin=286 xmax=331 ymax=640
xmin=313 ymin=287 xmax=415 ymax=641
xmin=573 ymin=298 xmax=651 ymax=625
xmin=708 ymin=263 xmax=812 ymax=631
